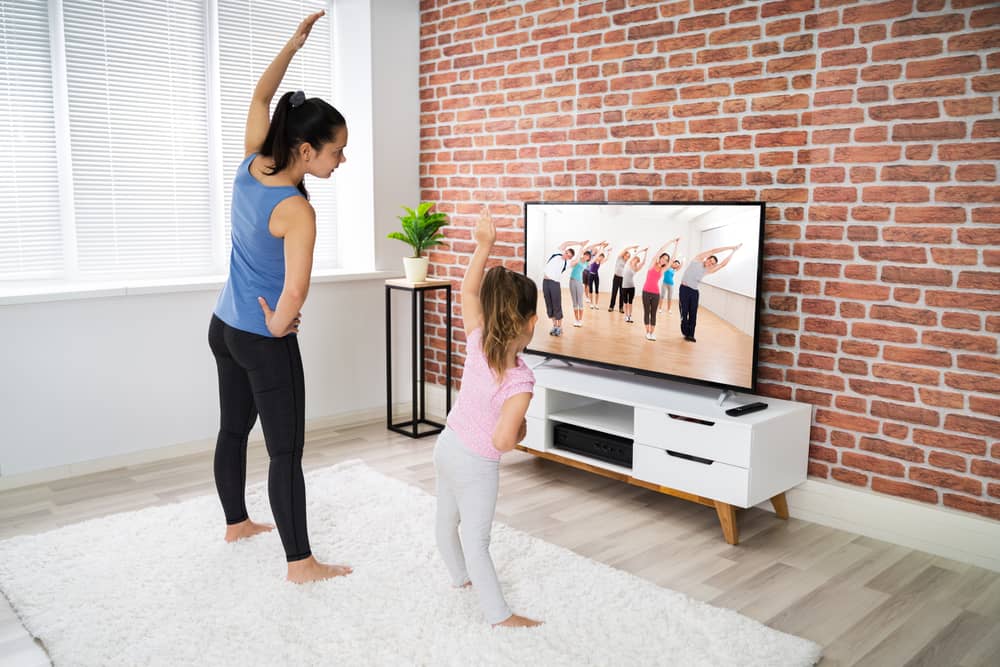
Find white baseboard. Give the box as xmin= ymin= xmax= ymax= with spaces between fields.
xmin=0 ymin=406 xmax=394 ymax=492
xmin=756 ymin=478 xmax=1000 ymax=572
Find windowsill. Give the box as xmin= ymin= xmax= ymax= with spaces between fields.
xmin=0 ymin=269 xmax=403 ymax=306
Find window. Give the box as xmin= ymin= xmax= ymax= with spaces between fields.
xmin=0 ymin=0 xmax=62 ymax=280
xmin=0 ymin=0 xmax=339 ymax=287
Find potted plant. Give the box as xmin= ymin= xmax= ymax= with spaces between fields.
xmin=387 ymin=202 xmax=448 ymax=283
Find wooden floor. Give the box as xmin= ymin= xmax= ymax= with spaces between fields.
xmin=2 ymin=420 xmax=999 ymax=666
xmin=530 ymin=287 xmax=753 ymax=388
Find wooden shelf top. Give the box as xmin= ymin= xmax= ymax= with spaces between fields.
xmin=385 ymin=278 xmax=452 ymax=289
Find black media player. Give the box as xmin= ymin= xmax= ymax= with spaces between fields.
xmin=552 ymin=422 xmax=633 ymax=468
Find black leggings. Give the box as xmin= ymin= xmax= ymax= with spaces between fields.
xmin=609 ymin=274 xmax=624 ymax=310
xmin=208 ymin=315 xmax=311 ymax=562
xmin=679 ymin=284 xmax=700 ymax=338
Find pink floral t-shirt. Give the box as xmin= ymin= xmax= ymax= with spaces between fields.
xmin=446 ymin=328 xmax=535 ymax=460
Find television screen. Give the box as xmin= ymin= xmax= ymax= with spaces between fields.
xmin=524 ymin=201 xmax=765 ymax=392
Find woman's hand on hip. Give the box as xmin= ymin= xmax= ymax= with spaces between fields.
xmin=258 ymin=297 xmax=301 ymax=337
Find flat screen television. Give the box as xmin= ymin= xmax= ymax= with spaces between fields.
xmin=524 ymin=201 xmax=765 ymax=393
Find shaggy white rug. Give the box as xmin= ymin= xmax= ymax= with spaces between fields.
xmin=0 ymin=460 xmax=821 ymax=666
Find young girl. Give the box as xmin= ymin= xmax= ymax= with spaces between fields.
xmin=208 ymin=10 xmax=352 ymax=583
xmin=434 ymin=206 xmax=542 ymax=628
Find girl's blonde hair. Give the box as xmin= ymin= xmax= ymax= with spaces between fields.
xmin=480 ymin=266 xmax=538 ymax=381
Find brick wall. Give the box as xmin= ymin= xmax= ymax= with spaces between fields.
xmin=417 ymin=0 xmax=1000 ymax=520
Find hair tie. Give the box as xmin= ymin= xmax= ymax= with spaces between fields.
xmin=290 ymin=90 xmax=306 ymax=108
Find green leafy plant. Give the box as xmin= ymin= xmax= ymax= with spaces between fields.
xmin=387 ymin=202 xmax=449 ymax=258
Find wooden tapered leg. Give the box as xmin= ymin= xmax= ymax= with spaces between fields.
xmin=714 ymin=501 xmax=739 ymax=545
xmin=770 ymin=492 xmax=789 ymax=520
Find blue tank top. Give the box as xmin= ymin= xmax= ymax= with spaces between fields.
xmin=570 ymin=260 xmax=587 ymax=281
xmin=214 ymin=154 xmax=303 ymax=336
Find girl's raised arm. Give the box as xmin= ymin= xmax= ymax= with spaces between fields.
xmin=462 ymin=206 xmax=494 ymax=335
xmin=244 ymin=10 xmax=325 ymax=157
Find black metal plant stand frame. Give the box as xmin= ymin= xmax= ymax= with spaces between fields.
xmin=385 ymin=280 xmax=452 ymax=438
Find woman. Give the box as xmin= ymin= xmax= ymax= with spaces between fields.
xmin=208 ymin=10 xmax=352 ymax=583
xmin=640 ymin=239 xmax=678 ymax=341
xmin=679 ymin=244 xmax=742 ymax=343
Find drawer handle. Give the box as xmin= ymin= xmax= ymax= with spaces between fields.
xmin=667 ymin=413 xmax=715 ymax=427
xmin=666 ymin=450 xmax=714 ymax=465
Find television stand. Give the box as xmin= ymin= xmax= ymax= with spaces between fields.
xmin=516 ymin=364 xmax=811 ymax=545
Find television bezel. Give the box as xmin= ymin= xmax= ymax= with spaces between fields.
xmin=522 ymin=200 xmax=767 ymax=394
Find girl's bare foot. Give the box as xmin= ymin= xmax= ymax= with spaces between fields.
xmin=286 ymin=555 xmax=353 ymax=584
xmin=494 ymin=614 xmax=542 ymax=628
xmin=224 ymin=519 xmax=274 ymax=542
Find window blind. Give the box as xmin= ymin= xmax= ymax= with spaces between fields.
xmin=61 ymin=0 xmax=213 ymax=279
xmin=0 ymin=0 xmax=63 ymax=280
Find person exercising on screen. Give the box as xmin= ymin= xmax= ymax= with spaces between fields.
xmin=678 ymin=244 xmax=741 ymax=343
xmin=542 ymin=240 xmax=586 ymax=336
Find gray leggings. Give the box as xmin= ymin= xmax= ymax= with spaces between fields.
xmin=569 ymin=278 xmax=584 ymax=309
xmin=433 ymin=427 xmax=511 ymax=624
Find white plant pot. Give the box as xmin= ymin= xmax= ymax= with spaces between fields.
xmin=402 ymin=256 xmax=429 ymax=283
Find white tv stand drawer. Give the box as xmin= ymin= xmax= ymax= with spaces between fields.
xmin=515 ymin=363 xmax=813 ymax=545
xmin=634 ymin=407 xmax=751 ymax=468
xmin=633 ymin=444 xmax=750 ymax=507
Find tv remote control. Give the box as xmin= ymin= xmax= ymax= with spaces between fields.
xmin=725 ymin=401 xmax=768 ymax=417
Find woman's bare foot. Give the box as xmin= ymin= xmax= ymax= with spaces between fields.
xmin=494 ymin=614 xmax=542 ymax=628
xmin=224 ymin=519 xmax=274 ymax=543
xmin=286 ymin=555 xmax=353 ymax=584
xmin=456 ymin=580 xmax=472 ymax=589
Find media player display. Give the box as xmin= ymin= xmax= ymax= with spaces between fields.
xmin=524 ymin=202 xmax=765 ymax=391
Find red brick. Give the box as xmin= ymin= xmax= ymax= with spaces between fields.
xmin=873 ymin=477 xmax=938 ymax=503
xmin=970 ymin=5 xmax=1000 ymax=28
xmin=861 ymin=437 xmax=925 ymax=463
xmin=849 ymin=378 xmax=916 ymax=401
xmin=857 ymin=246 xmax=927 ymax=264
xmin=883 ymin=346 xmax=951 ymax=367
xmin=907 ymin=55 xmax=983 ymax=79
xmin=926 ymin=290 xmax=1000 ymax=311
xmin=945 ymin=375 xmax=1000 ymax=401
xmin=834 ymin=145 xmax=903 ymax=162
xmin=921 ymin=388 xmax=966 ymax=409
xmin=869 ymin=102 xmax=940 ymax=121
xmin=881 ymin=266 xmax=951 ymax=286
xmin=833 ymin=467 xmax=869 ymax=486
xmin=971 ymin=396 xmax=1000 ymax=419
xmin=893 ymin=14 xmax=965 ymax=38
xmin=939 ymin=142 xmax=1000 ymax=161
xmin=895 ymin=206 xmax=966 ymax=224
xmin=852 ymin=322 xmax=917 ymax=343
xmin=910 ymin=466 xmax=980 ymax=496
xmin=941 ymin=312 xmax=981 ymax=330
xmin=950 ymin=29 xmax=1000 ymax=52
xmin=844 ymin=451 xmax=905 ymax=477
xmin=883 ymin=227 xmax=952 ymax=243
xmin=943 ymin=97 xmax=994 ymax=117
xmin=926 ymin=331 xmax=998 ymax=354
xmin=956 ymin=164 xmax=997 ymax=182
xmin=914 ymin=429 xmax=987 ymax=456
xmin=870 ymin=304 xmax=937 ymax=325
xmin=938 ymin=186 xmax=1000 ymax=203
xmin=873 ymin=38 xmax=944 ymax=63
xmin=958 ymin=354 xmax=1000 ymax=375
xmin=929 ymin=451 xmax=967 ymax=473
xmin=872 ymin=363 xmax=940 ymax=386
xmin=943 ymin=495 xmax=1000 ymax=521
xmin=893 ymin=78 xmax=966 ymax=100
xmin=945 ymin=413 xmax=1000 ymax=439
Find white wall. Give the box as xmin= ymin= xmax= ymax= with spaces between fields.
xmin=0 ymin=0 xmax=421 ymax=480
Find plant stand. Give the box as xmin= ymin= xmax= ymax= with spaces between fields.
xmin=385 ymin=278 xmax=452 ymax=438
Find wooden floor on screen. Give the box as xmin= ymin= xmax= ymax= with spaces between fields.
xmin=530 ymin=287 xmax=754 ymax=388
